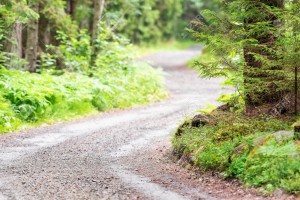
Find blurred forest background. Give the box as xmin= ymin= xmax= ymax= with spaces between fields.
xmin=0 ymin=0 xmax=221 ymax=72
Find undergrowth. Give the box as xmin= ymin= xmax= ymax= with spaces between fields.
xmin=172 ymin=111 xmax=300 ymax=194
xmin=0 ymin=63 xmax=167 ymax=133
xmin=0 ymin=24 xmax=167 ymax=134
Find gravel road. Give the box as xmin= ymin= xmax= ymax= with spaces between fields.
xmin=0 ymin=48 xmax=283 ymax=200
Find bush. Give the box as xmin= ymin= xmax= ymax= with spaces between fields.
xmin=56 ymin=30 xmax=92 ymax=73
xmin=243 ymin=138 xmax=300 ymax=193
xmin=0 ymin=62 xmax=166 ymax=133
xmin=172 ymin=111 xmax=298 ymax=193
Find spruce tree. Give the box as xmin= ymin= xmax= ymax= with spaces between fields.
xmin=192 ymin=0 xmax=299 ymax=113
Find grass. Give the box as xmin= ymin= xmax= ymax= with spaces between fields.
xmin=0 ymin=63 xmax=167 ymax=133
xmin=172 ymin=110 xmax=300 ymax=194
xmin=133 ymin=40 xmax=198 ymax=56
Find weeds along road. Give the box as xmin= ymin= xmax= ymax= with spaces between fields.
xmin=0 ymin=48 xmax=252 ymax=200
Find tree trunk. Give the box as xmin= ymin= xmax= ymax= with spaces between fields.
xmin=4 ymin=22 xmax=23 ymax=58
xmin=38 ymin=6 xmax=50 ymax=52
xmin=26 ymin=1 xmax=39 ymax=72
xmin=12 ymin=22 xmax=23 ymax=58
xmin=243 ymin=0 xmax=285 ymax=107
xmin=67 ymin=0 xmax=76 ymax=19
xmin=92 ymin=0 xmax=105 ymax=40
xmin=3 ymin=22 xmax=23 ymax=69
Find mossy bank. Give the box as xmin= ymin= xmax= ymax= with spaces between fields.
xmin=172 ymin=107 xmax=300 ymax=195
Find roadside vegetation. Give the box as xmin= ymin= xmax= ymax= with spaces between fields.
xmin=0 ymin=0 xmax=187 ymax=133
xmin=0 ymin=0 xmax=207 ymax=133
xmin=173 ymin=111 xmax=298 ymax=194
xmin=0 ymin=61 xmax=166 ymax=133
xmin=133 ymin=40 xmax=197 ymax=56
xmin=173 ymin=0 xmax=300 ymax=195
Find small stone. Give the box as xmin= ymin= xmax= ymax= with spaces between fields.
xmin=273 ymin=188 xmax=285 ymax=197
xmin=253 ymin=135 xmax=268 ymax=146
xmin=273 ymin=130 xmax=294 ymax=142
xmin=191 ymin=114 xmax=209 ymax=128
xmin=229 ymin=143 xmax=249 ymax=163
xmin=176 ymin=121 xmax=190 ymax=136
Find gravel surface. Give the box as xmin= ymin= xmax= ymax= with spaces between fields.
xmin=0 ymin=48 xmax=290 ymax=200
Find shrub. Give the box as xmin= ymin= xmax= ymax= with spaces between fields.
xmin=0 ymin=62 xmax=166 ymax=133
xmin=172 ymin=111 xmax=297 ymax=193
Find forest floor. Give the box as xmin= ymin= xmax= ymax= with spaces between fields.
xmin=0 ymin=48 xmax=293 ymax=200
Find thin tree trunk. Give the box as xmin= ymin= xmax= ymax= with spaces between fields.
xmin=38 ymin=8 xmax=50 ymax=52
xmin=92 ymin=0 xmax=105 ymax=40
xmin=90 ymin=0 xmax=105 ymax=67
xmin=26 ymin=2 xmax=39 ymax=72
xmin=4 ymin=22 xmax=22 ymax=58
xmin=67 ymin=0 xmax=76 ymax=19
xmin=293 ymin=0 xmax=299 ymax=114
xmin=3 ymin=21 xmax=23 ymax=69
xmin=13 ymin=22 xmax=22 ymax=58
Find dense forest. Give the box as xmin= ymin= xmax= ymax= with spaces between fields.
xmin=0 ymin=0 xmax=189 ymax=72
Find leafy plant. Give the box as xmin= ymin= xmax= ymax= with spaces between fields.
xmin=56 ymin=30 xmax=92 ymax=73
xmin=172 ymin=111 xmax=296 ymax=193
xmin=0 ymin=61 xmax=166 ymax=133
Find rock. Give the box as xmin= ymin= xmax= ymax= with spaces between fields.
xmin=176 ymin=121 xmax=190 ymax=136
xmin=191 ymin=114 xmax=209 ymax=128
xmin=273 ymin=130 xmax=294 ymax=142
xmin=229 ymin=143 xmax=249 ymax=163
xmin=230 ymin=135 xmax=269 ymax=163
xmin=175 ymin=114 xmax=210 ymax=136
xmin=253 ymin=135 xmax=268 ymax=146
xmin=216 ymin=103 xmax=230 ymax=112
xmin=273 ymin=188 xmax=286 ymax=198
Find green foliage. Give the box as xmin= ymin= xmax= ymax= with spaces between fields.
xmin=134 ymin=40 xmax=197 ymax=56
xmin=38 ymin=53 xmax=56 ymax=69
xmin=191 ymin=1 xmax=300 ymax=107
xmin=108 ymin=0 xmax=185 ymax=43
xmin=41 ymin=0 xmax=77 ymax=33
xmin=172 ymin=111 xmax=297 ymax=193
xmin=56 ymin=30 xmax=92 ymax=73
xmin=0 ymin=20 xmax=8 ymax=68
xmin=0 ymin=62 xmax=166 ymax=133
xmin=198 ymin=103 xmax=217 ymax=114
xmin=0 ymin=1 xmax=169 ymax=134
xmin=243 ymin=138 xmax=300 ymax=193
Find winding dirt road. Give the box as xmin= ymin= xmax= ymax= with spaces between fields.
xmin=0 ymin=49 xmax=278 ymax=200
